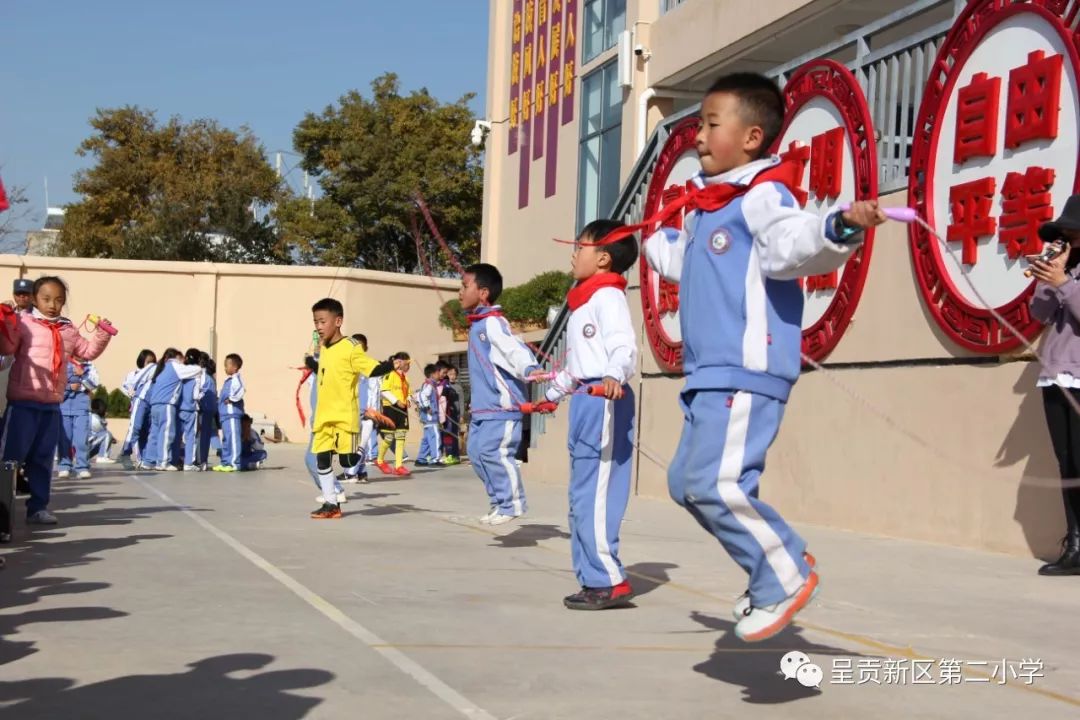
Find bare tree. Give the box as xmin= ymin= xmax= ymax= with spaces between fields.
xmin=0 ymin=173 xmax=32 ymax=254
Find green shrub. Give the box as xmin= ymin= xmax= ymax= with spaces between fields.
xmin=439 ymin=299 xmax=467 ymax=331
xmin=439 ymin=271 xmax=572 ymax=330
xmin=107 ymin=388 xmax=131 ymax=418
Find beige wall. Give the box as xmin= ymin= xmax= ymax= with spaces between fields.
xmin=0 ymin=255 xmax=463 ymax=446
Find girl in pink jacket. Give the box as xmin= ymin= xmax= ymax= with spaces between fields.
xmin=0 ymin=276 xmax=113 ymax=525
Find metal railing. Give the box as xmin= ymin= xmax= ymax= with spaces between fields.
xmin=529 ymin=0 xmax=955 ymax=443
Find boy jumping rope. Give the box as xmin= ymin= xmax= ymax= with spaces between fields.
xmin=459 ymin=263 xmax=543 ymax=526
xmin=644 ymin=73 xmax=886 ymax=641
xmin=308 ymin=298 xmax=392 ymax=519
xmin=545 ymin=220 xmax=639 ymax=610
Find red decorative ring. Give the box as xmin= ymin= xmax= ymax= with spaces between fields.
xmin=774 ymin=59 xmax=877 ymax=364
xmin=906 ymin=0 xmax=1080 ymax=353
xmin=639 ymin=115 xmax=700 ymax=372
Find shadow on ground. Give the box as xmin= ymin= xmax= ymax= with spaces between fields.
xmin=689 ymin=611 xmax=869 ymax=704
xmin=0 ymin=653 xmax=333 ymax=720
xmin=489 ymin=523 xmax=571 ymax=548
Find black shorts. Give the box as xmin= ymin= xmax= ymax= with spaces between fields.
xmin=384 ymin=405 xmax=408 ymax=431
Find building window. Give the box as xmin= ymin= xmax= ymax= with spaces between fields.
xmin=661 ymin=0 xmax=690 ymax=13
xmin=583 ymin=0 xmax=626 ymax=63
xmin=577 ymin=60 xmax=623 ymax=230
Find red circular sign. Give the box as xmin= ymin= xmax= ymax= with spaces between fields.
xmin=773 ymin=59 xmax=876 ymax=363
xmin=907 ymin=0 xmax=1080 ymax=353
xmin=639 ymin=115 xmax=700 ymax=372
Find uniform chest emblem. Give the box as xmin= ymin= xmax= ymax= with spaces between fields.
xmin=709 ymin=228 xmax=732 ymax=255
xmin=479 ymin=332 xmax=488 ymax=342
xmin=582 ymin=323 xmax=597 ymax=339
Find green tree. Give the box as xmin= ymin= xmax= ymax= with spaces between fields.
xmin=276 ymin=73 xmax=482 ymax=274
xmin=58 ymin=106 xmax=287 ymax=264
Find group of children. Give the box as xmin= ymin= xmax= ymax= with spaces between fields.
xmin=447 ymin=72 xmax=886 ymax=643
xmin=2 ymin=72 xmax=888 ymax=644
xmin=120 ymin=348 xmax=266 ymax=473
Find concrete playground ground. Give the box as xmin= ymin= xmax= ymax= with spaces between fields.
xmin=1 ymin=444 xmax=1079 ymax=719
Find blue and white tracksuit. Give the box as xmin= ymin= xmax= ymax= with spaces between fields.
xmin=145 ymin=361 xmax=203 ymax=468
xmin=176 ymin=374 xmax=204 ymax=467
xmin=466 ymin=305 xmax=540 ymax=517
xmin=644 ymin=156 xmax=863 ymax=607
xmin=197 ymin=374 xmax=217 ymax=466
xmin=58 ymin=361 xmax=98 ymax=473
xmin=240 ymin=429 xmax=267 ymax=470
xmin=416 ymin=380 xmax=442 ymax=463
xmin=218 ymin=373 xmax=245 ymax=468
xmin=121 ymin=364 xmax=155 ymax=459
xmin=88 ymin=412 xmax=113 ymax=459
xmin=362 ymin=376 xmax=381 ymax=461
xmin=546 ymin=282 xmax=637 ymax=589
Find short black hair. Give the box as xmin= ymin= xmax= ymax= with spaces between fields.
xmin=423 ymin=363 xmax=436 ymax=376
xmin=91 ymin=398 xmax=107 ymax=416
xmin=705 ymin=72 xmax=785 ymax=158
xmin=33 ymin=275 xmax=68 ymax=299
xmin=434 ymin=360 xmax=451 ymax=371
xmin=393 ymin=351 xmax=411 ymax=361
xmin=226 ymin=353 xmax=243 ymax=369
xmin=580 ymin=219 xmax=639 ymax=274
xmin=199 ymin=352 xmax=216 ymax=376
xmin=184 ymin=347 xmax=201 ymax=365
xmin=241 ymin=413 xmax=252 ymax=423
xmin=136 ymin=349 xmax=156 ymax=369
xmin=351 ymin=333 xmax=368 ymax=350
xmin=465 ymin=263 xmax=503 ymax=303
xmin=312 ymin=297 xmax=344 ymax=317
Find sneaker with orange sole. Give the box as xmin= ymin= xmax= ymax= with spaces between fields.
xmin=734 ymin=570 xmax=819 ymax=643
xmin=393 ymin=466 xmax=411 ymax=477
xmin=310 ymin=503 xmax=343 ymax=519
xmin=733 ymin=551 xmax=816 ymax=620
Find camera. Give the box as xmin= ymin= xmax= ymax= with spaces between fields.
xmin=634 ymin=43 xmax=647 ymax=57
xmin=470 ymin=120 xmax=493 ymax=148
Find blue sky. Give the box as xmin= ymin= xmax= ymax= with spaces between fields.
xmin=1 ymin=0 xmax=490 ymax=230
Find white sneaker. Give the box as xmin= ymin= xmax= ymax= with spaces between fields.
xmin=77 ymin=470 xmax=92 ymax=480
xmin=478 ymin=506 xmax=498 ymax=523
xmin=256 ymin=461 xmax=264 ymax=470
xmin=27 ymin=510 xmax=58 ymax=525
xmin=183 ymin=465 xmax=200 ymax=471
xmin=486 ymin=513 xmax=522 ymax=526
xmin=343 ymin=474 xmax=360 ymax=484
xmin=734 ymin=572 xmax=819 ymax=643
xmin=315 ymin=493 xmax=349 ymax=505
xmin=56 ymin=470 xmax=71 ymax=479
xmin=733 ymin=552 xmax=817 ymax=620
xmin=164 ymin=465 xmax=179 ymax=472
xmin=95 ymin=457 xmax=116 ymax=465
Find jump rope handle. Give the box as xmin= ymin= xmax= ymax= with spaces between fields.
xmin=86 ymin=314 xmax=118 ymax=336
xmin=837 ymin=202 xmax=917 ymax=224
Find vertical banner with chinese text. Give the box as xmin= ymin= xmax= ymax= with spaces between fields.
xmin=518 ymin=0 xmax=537 ymax=208
xmin=545 ymin=0 xmax=563 ymax=197
xmin=532 ymin=0 xmax=549 ymax=161
xmin=561 ymin=0 xmax=577 ymax=125
xmin=508 ymin=0 xmax=524 ymax=156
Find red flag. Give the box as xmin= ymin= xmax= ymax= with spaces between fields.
xmin=0 ymin=177 xmax=9 ymax=213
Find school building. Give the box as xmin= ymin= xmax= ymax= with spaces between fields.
xmin=479 ymin=0 xmax=1080 ymax=557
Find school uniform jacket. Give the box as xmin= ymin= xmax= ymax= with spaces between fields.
xmin=467 ymin=304 xmax=540 ymax=421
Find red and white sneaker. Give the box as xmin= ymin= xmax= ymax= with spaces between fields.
xmin=375 ymin=461 xmax=393 ymax=475
xmin=563 ymin=580 xmax=635 ymax=610
xmin=733 ymin=551 xmax=816 ymax=620
xmin=735 ymin=570 xmax=819 ymax=643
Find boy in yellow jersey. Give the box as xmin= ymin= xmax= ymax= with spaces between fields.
xmin=308 ymin=298 xmax=393 ymax=519
xmin=375 ymin=352 xmax=412 ymax=476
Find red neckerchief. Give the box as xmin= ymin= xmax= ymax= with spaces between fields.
xmin=397 ymin=370 xmax=409 ymax=400
xmin=584 ymin=159 xmax=803 ymax=247
xmin=567 ymin=273 xmax=628 ymax=311
xmin=467 ymin=305 xmax=503 ymax=324
xmin=31 ymin=316 xmax=65 ymax=382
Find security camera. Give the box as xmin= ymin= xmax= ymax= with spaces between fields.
xmin=634 ymin=44 xmax=650 ymax=59
xmin=471 ymin=120 xmax=493 ymax=147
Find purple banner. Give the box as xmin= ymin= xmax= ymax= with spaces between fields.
xmin=545 ymin=0 xmax=563 ymax=197
xmin=508 ymin=0 xmax=523 ymax=155
xmin=518 ymin=0 xmax=537 ymax=208
xmin=532 ymin=0 xmax=549 ymax=161
xmin=561 ymin=0 xmax=577 ymax=125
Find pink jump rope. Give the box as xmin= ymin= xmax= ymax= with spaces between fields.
xmin=85 ymin=314 xmax=119 ymax=336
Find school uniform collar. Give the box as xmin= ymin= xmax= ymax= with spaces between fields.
xmin=567 ymin=273 xmax=628 ymax=311
xmin=468 ymin=304 xmax=503 ymax=323
xmin=693 ymin=156 xmax=780 ymax=189
xmin=30 ymin=307 xmax=71 ymax=325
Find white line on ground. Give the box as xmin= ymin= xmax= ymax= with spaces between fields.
xmin=132 ymin=476 xmax=497 ymax=720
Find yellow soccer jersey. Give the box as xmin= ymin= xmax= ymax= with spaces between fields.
xmin=381 ymin=370 xmax=409 ymax=408
xmin=313 ymin=336 xmax=379 ymax=434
